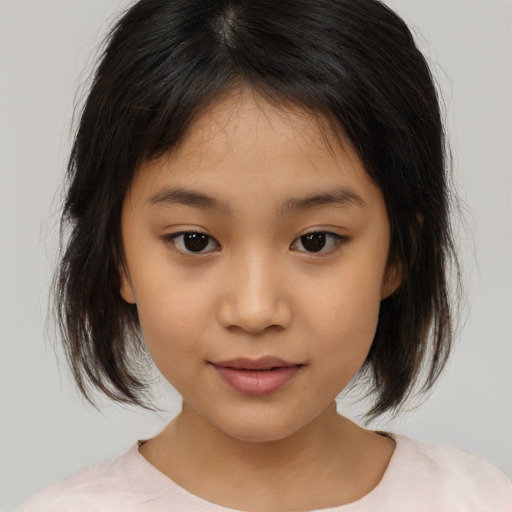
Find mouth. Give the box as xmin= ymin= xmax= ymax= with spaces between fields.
xmin=209 ymin=357 xmax=304 ymax=395
xmin=212 ymin=356 xmax=302 ymax=370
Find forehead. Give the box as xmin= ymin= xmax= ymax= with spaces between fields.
xmin=128 ymin=88 xmax=382 ymax=215
xmin=168 ymin=89 xmax=354 ymax=170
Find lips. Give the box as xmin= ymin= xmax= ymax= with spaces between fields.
xmin=210 ymin=357 xmax=303 ymax=395
xmin=213 ymin=356 xmax=299 ymax=370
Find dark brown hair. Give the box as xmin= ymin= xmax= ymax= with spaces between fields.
xmin=55 ymin=0 xmax=460 ymax=419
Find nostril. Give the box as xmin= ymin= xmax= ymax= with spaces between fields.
xmin=217 ymin=299 xmax=292 ymax=334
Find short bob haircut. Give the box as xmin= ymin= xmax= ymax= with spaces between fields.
xmin=56 ymin=0 xmax=459 ymax=419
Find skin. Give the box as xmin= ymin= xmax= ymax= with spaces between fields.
xmin=120 ymin=89 xmax=399 ymax=510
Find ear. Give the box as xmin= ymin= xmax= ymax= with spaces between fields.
xmin=381 ymin=261 xmax=402 ymax=300
xmin=119 ymin=264 xmax=136 ymax=304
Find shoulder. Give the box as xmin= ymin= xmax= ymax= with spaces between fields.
xmin=15 ymin=445 xmax=140 ymax=512
xmin=391 ymin=434 xmax=512 ymax=511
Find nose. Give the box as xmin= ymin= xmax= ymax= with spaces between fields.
xmin=217 ymin=248 xmax=292 ymax=334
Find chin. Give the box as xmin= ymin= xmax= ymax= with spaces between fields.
xmin=209 ymin=410 xmax=312 ymax=444
xmin=221 ymin=425 xmax=296 ymax=444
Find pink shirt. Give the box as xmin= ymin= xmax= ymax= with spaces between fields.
xmin=17 ymin=434 xmax=512 ymax=511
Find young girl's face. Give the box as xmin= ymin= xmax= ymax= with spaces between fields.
xmin=120 ymin=89 xmax=396 ymax=442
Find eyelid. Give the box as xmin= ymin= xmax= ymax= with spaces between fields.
xmin=162 ymin=230 xmax=220 ymax=256
xmin=162 ymin=229 xmax=350 ymax=257
xmin=290 ymin=231 xmax=350 ymax=256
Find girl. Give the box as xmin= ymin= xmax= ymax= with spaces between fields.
xmin=16 ymin=0 xmax=512 ymax=510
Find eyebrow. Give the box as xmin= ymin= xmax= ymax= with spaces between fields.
xmin=147 ymin=187 xmax=232 ymax=214
xmin=147 ymin=186 xmax=366 ymax=216
xmin=278 ymin=188 xmax=366 ymax=215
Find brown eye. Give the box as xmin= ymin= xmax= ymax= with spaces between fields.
xmin=301 ymin=233 xmax=327 ymax=252
xmin=164 ymin=231 xmax=219 ymax=254
xmin=291 ymin=231 xmax=349 ymax=255
xmin=183 ymin=233 xmax=210 ymax=252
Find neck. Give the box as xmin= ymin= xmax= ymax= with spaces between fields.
xmin=139 ymin=401 xmax=394 ymax=510
xmin=175 ymin=400 xmax=347 ymax=475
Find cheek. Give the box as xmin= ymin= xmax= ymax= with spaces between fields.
xmin=304 ymin=264 xmax=384 ymax=363
xmin=134 ymin=277 xmax=212 ymax=368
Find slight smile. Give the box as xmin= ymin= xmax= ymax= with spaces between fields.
xmin=210 ymin=357 xmax=304 ymax=396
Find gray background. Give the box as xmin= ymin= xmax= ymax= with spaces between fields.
xmin=1 ymin=0 xmax=511 ymax=510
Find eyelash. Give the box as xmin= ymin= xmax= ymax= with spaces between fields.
xmin=162 ymin=230 xmax=350 ymax=257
